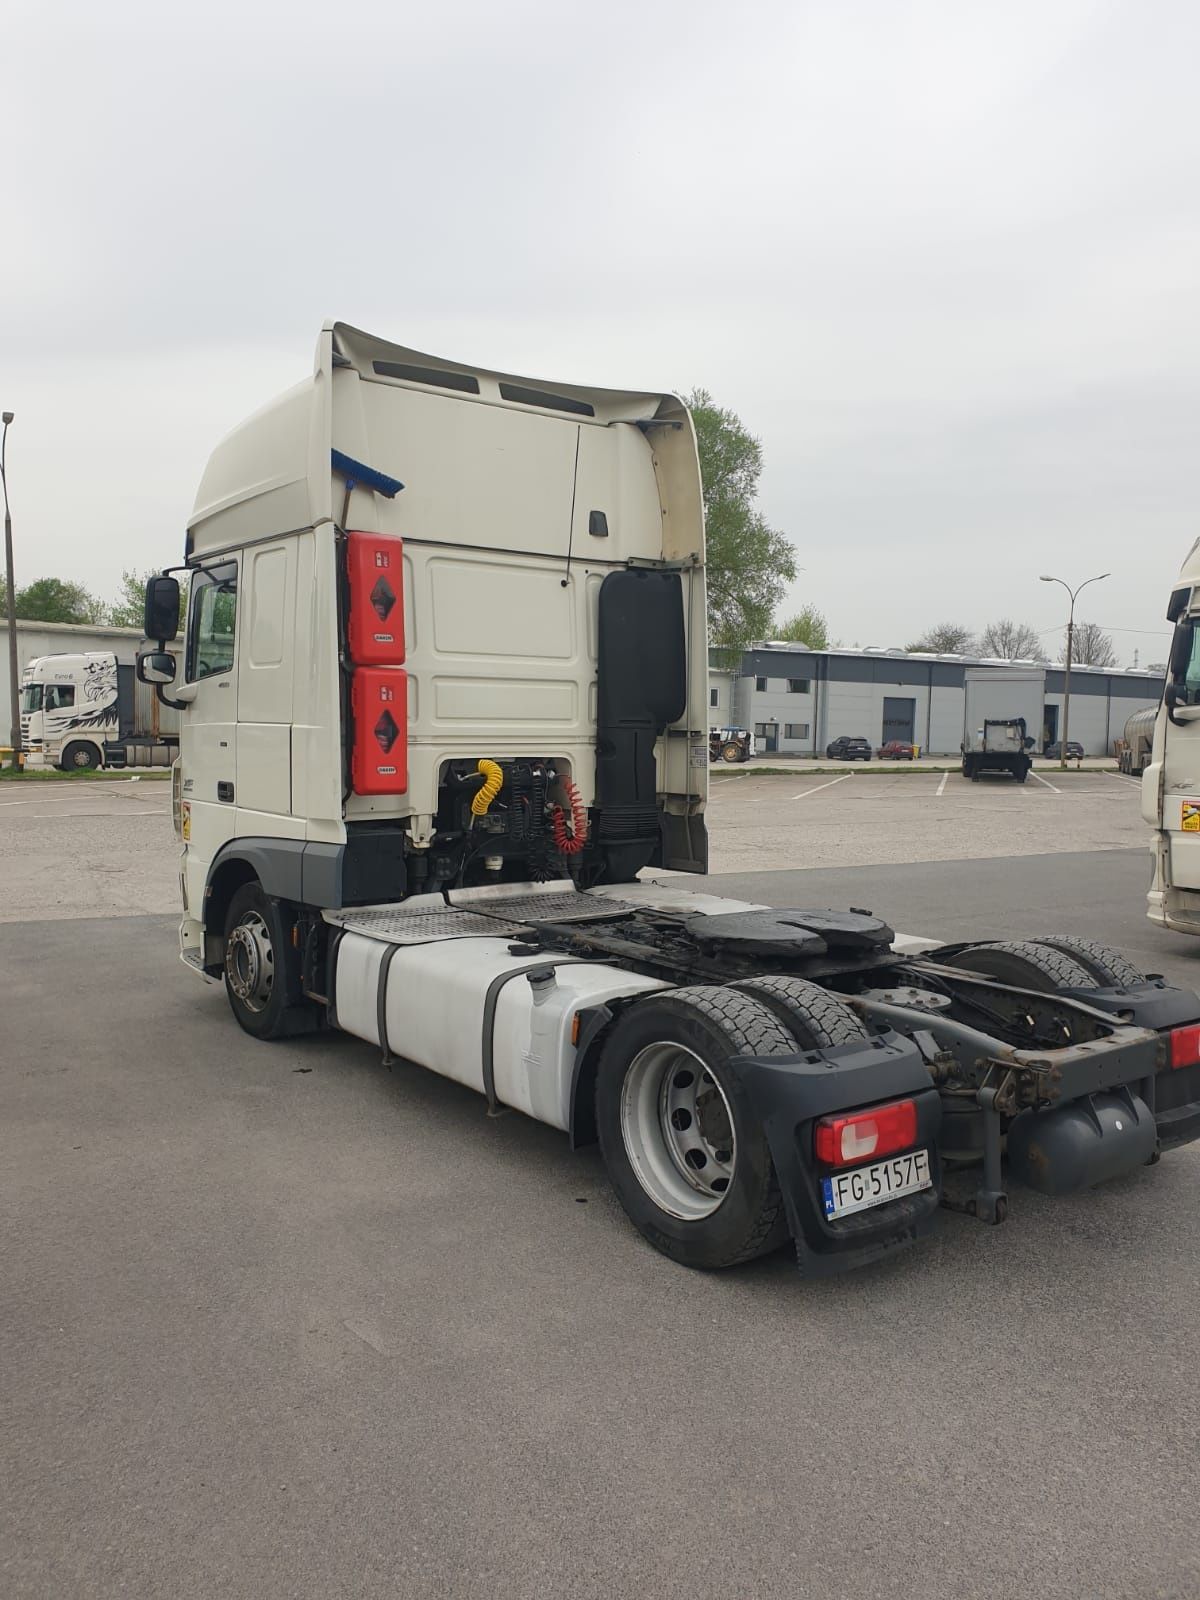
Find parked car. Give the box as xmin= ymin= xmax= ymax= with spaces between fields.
xmin=1043 ymin=741 xmax=1085 ymax=761
xmin=825 ymin=736 xmax=873 ymax=761
xmin=710 ymin=727 xmax=754 ymax=763
xmin=876 ymin=740 xmax=916 ymax=760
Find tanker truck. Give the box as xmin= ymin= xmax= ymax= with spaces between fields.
xmin=1118 ymin=706 xmax=1157 ymax=776
xmin=135 ymin=322 xmax=1200 ymax=1275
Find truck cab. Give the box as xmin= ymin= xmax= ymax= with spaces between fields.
xmin=21 ymin=653 xmax=121 ymax=770
xmin=1145 ymin=542 xmax=1200 ymax=931
xmin=140 ymin=322 xmax=710 ymax=977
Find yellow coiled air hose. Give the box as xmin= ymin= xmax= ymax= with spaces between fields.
xmin=469 ymin=759 xmax=504 ymax=825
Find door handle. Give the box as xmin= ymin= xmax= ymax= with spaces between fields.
xmin=217 ymin=781 xmax=235 ymax=803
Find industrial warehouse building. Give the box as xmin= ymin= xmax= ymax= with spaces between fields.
xmin=709 ymin=644 xmax=1164 ymax=757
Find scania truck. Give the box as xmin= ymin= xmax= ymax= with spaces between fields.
xmin=137 ymin=322 xmax=1200 ymax=1275
xmin=21 ymin=648 xmax=180 ymax=770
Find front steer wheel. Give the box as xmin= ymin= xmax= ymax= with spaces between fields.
xmin=222 ymin=882 xmax=317 ymax=1040
xmin=61 ymin=741 xmax=99 ymax=771
xmin=595 ymin=987 xmax=799 ymax=1270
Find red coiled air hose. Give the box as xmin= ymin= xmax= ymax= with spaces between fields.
xmin=551 ymin=779 xmax=588 ymax=856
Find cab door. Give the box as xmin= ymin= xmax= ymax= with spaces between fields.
xmin=179 ymin=560 xmax=240 ymax=920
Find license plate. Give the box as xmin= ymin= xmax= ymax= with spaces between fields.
xmin=821 ymin=1149 xmax=932 ymax=1219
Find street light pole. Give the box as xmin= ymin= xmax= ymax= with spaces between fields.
xmin=1 ymin=411 xmax=19 ymax=771
xmin=1040 ymin=570 xmax=1110 ymax=770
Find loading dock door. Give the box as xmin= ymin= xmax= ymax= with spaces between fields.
xmin=882 ymin=696 xmax=916 ymax=744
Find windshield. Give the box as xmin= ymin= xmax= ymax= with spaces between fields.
xmin=21 ymin=683 xmax=43 ymax=713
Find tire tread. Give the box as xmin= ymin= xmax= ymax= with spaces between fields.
xmin=947 ymin=939 xmax=1093 ymax=990
xmin=1033 ymin=935 xmax=1146 ymax=988
xmin=731 ymin=974 xmax=868 ymax=1049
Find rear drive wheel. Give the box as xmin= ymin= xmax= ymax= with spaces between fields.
xmin=731 ymin=974 xmax=869 ymax=1050
xmin=223 ymin=882 xmax=309 ymax=1040
xmin=61 ymin=741 xmax=99 ymax=771
xmin=942 ymin=939 xmax=1093 ymax=992
xmin=1032 ymin=936 xmax=1146 ymax=989
xmin=721 ymin=741 xmax=742 ymax=763
xmin=596 ymin=987 xmax=798 ymax=1269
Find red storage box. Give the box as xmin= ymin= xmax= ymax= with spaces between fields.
xmin=346 ymin=531 xmax=405 ymax=666
xmin=350 ymin=667 xmax=408 ymax=795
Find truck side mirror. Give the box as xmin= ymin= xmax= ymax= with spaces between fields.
xmin=144 ymin=574 xmax=181 ymax=644
xmin=136 ymin=650 xmax=177 ymax=686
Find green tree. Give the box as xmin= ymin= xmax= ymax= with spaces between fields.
xmin=13 ymin=576 xmax=106 ymax=625
xmin=688 ymin=388 xmax=797 ymax=651
xmin=772 ymin=605 xmax=830 ymax=649
xmin=907 ymin=622 xmax=975 ymax=654
xmin=108 ymin=568 xmax=187 ymax=631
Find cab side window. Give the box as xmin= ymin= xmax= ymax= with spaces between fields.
xmin=187 ymin=562 xmax=238 ymax=681
xmin=44 ymin=685 xmax=76 ymax=710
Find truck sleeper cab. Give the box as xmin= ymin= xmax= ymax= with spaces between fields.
xmin=139 ymin=323 xmax=1200 ymax=1277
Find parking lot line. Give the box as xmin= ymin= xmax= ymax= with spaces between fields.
xmin=791 ymin=773 xmax=854 ymax=800
xmin=1105 ymin=770 xmax=1143 ymax=789
xmin=17 ymin=809 xmax=170 ymax=821
xmin=936 ymin=773 xmax=948 ymax=797
xmin=1029 ymin=771 xmax=1060 ymax=793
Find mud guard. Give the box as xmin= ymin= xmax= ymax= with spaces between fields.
xmin=732 ymin=1032 xmax=943 ymax=1276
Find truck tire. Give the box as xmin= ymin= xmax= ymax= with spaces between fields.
xmin=595 ymin=986 xmax=798 ymax=1269
xmin=730 ymin=975 xmax=869 ymax=1050
xmin=942 ymin=939 xmax=1093 ymax=992
xmin=222 ymin=882 xmax=312 ymax=1040
xmin=1032 ymin=936 xmax=1147 ymax=989
xmin=61 ymin=741 xmax=99 ymax=771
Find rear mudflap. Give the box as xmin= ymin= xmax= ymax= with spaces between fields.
xmin=734 ymin=1033 xmax=942 ymax=1277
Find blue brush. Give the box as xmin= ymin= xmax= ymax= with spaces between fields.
xmin=331 ymin=449 xmax=404 ymax=499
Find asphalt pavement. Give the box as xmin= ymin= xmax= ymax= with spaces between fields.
xmin=3 ymin=847 xmax=1198 ymax=1600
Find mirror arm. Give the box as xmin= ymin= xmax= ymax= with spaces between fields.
xmin=155 ymin=683 xmax=190 ymax=712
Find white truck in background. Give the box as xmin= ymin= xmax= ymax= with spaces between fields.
xmin=135 ymin=321 xmax=1200 ymax=1276
xmin=1143 ymin=542 xmax=1200 ymax=934
xmin=959 ymin=665 xmax=1042 ymax=782
xmin=1118 ymin=707 xmax=1157 ymax=777
xmin=21 ymin=649 xmax=180 ymax=771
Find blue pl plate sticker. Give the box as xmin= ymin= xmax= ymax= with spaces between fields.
xmin=821 ymin=1177 xmax=835 ymax=1217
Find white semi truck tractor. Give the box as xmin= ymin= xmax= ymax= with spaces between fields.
xmin=21 ymin=649 xmax=180 ymax=771
xmin=1143 ymin=540 xmax=1200 ymax=937
xmin=137 ymin=322 xmax=1200 ymax=1274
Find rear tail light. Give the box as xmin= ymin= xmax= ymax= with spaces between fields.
xmin=814 ymin=1098 xmax=918 ymax=1168
xmin=1169 ymin=1024 xmax=1200 ymax=1069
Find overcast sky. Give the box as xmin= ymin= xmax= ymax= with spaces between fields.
xmin=6 ymin=0 xmax=1198 ymax=665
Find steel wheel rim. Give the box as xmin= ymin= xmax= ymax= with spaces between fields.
xmin=620 ymin=1042 xmax=736 ymax=1219
xmin=72 ymin=748 xmax=91 ymax=768
xmin=225 ymin=910 xmax=274 ymax=1013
